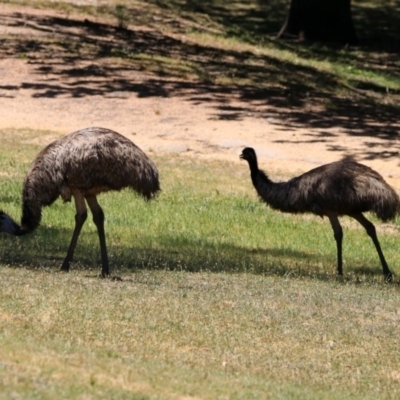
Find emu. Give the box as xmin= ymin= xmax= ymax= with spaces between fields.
xmin=240 ymin=147 xmax=399 ymax=281
xmin=0 ymin=127 xmax=160 ymax=277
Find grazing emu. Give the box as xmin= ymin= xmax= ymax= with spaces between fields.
xmin=240 ymin=147 xmax=399 ymax=281
xmin=0 ymin=127 xmax=160 ymax=277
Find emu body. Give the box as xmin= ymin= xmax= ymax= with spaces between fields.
xmin=240 ymin=147 xmax=399 ymax=281
xmin=0 ymin=127 xmax=160 ymax=277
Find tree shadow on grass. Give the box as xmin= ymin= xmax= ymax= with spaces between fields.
xmin=0 ymin=226 xmax=392 ymax=284
xmin=0 ymin=6 xmax=399 ymax=163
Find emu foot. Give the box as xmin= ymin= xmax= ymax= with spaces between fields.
xmin=60 ymin=260 xmax=70 ymax=272
xmin=100 ymin=266 xmax=110 ymax=279
xmin=336 ymin=270 xmax=344 ymax=278
xmin=384 ymin=271 xmax=393 ymax=283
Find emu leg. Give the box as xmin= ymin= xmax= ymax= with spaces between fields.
xmin=61 ymin=192 xmax=87 ymax=272
xmin=86 ymin=195 xmax=109 ymax=278
xmin=327 ymin=214 xmax=343 ymax=276
xmin=350 ymin=213 xmax=393 ymax=282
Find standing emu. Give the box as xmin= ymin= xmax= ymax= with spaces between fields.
xmin=0 ymin=127 xmax=160 ymax=277
xmin=240 ymin=147 xmax=399 ymax=281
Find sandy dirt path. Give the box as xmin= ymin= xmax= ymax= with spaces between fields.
xmin=0 ymin=3 xmax=399 ymax=188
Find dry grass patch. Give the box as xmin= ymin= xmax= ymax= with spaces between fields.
xmin=1 ymin=128 xmax=400 ymax=398
xmin=1 ymin=268 xmax=400 ymax=399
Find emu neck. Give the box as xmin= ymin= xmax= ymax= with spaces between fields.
xmin=247 ymin=157 xmax=260 ymax=185
xmin=247 ymin=157 xmax=272 ymax=189
xmin=20 ymin=181 xmax=43 ymax=234
xmin=20 ymin=200 xmax=41 ymax=234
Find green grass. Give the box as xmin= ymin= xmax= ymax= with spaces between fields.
xmin=1 ymin=128 xmax=400 ymax=399
xmin=1 ymin=1 xmax=400 ymax=397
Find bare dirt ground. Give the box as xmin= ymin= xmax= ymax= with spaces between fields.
xmin=0 ymin=3 xmax=399 ymax=188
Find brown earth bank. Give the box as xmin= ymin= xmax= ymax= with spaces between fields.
xmin=0 ymin=3 xmax=399 ymax=188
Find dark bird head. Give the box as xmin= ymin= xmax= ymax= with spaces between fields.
xmin=0 ymin=210 xmax=22 ymax=235
xmin=240 ymin=147 xmax=271 ymax=190
xmin=240 ymin=147 xmax=259 ymax=172
xmin=240 ymin=147 xmax=257 ymax=162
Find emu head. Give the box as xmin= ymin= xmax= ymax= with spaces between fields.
xmin=0 ymin=211 xmax=20 ymax=235
xmin=240 ymin=147 xmax=257 ymax=163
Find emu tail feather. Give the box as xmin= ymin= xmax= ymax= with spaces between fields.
xmin=373 ymin=186 xmax=400 ymax=222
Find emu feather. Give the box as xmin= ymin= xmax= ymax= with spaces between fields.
xmin=0 ymin=127 xmax=160 ymax=277
xmin=240 ymin=147 xmax=399 ymax=281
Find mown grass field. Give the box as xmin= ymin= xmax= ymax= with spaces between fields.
xmin=1 ymin=1 xmax=400 ymax=398
xmin=1 ymin=128 xmax=400 ymax=399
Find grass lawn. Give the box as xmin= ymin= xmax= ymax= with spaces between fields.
xmin=1 ymin=128 xmax=400 ymax=399
xmin=1 ymin=1 xmax=400 ymax=398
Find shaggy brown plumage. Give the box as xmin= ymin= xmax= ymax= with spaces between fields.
xmin=240 ymin=147 xmax=399 ymax=281
xmin=0 ymin=127 xmax=160 ymax=277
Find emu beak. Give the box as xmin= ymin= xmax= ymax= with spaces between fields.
xmin=239 ymin=152 xmax=244 ymax=159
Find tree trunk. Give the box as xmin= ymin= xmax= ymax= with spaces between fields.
xmin=277 ymin=0 xmax=357 ymax=44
